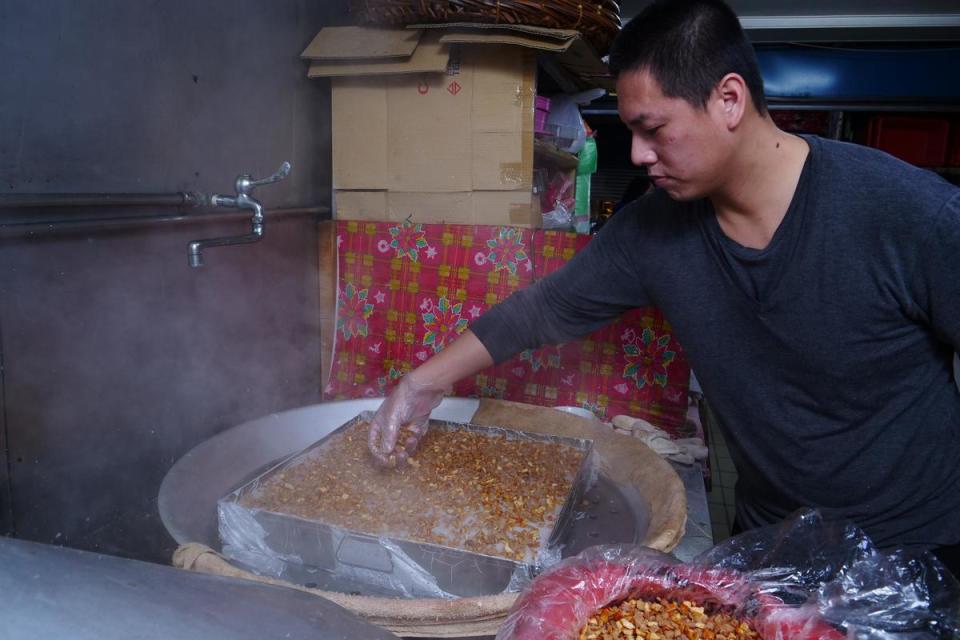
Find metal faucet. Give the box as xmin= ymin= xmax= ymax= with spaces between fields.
xmin=187 ymin=162 xmax=291 ymax=267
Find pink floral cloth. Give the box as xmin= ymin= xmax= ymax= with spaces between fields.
xmin=326 ymin=221 xmax=690 ymax=432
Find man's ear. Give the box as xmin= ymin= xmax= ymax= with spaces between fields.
xmin=713 ymin=73 xmax=747 ymax=130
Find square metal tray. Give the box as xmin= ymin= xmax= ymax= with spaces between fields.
xmin=218 ymin=414 xmax=595 ymax=598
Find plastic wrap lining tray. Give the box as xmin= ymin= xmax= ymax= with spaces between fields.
xmin=217 ymin=415 xmax=596 ymax=598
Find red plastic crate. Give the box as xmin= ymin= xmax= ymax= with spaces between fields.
xmin=866 ymin=115 xmax=949 ymax=167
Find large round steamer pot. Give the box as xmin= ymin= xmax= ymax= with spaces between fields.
xmin=502 ymin=559 xmax=846 ymax=640
xmin=160 ymin=398 xmax=688 ymax=637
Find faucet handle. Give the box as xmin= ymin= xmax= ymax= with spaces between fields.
xmin=236 ymin=161 xmax=292 ymax=195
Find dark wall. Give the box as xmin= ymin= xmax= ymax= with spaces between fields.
xmin=0 ymin=0 xmax=348 ymax=562
xmin=0 ymin=0 xmax=349 ymax=205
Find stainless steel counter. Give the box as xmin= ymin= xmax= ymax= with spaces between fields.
xmin=668 ymin=461 xmax=715 ymax=562
xmin=0 ymin=536 xmax=399 ymax=640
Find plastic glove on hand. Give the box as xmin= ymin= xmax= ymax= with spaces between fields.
xmin=367 ymin=373 xmax=446 ymax=467
xmin=611 ymin=415 xmax=708 ymax=465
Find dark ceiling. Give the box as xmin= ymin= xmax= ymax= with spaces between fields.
xmin=618 ymin=0 xmax=960 ymax=42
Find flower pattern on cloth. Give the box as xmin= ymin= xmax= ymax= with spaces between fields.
xmin=327 ymin=221 xmax=691 ymax=434
xmin=622 ymin=327 xmax=676 ymax=389
xmin=376 ymin=366 xmax=407 ymax=396
xmin=337 ymin=282 xmax=374 ymax=340
xmin=520 ymin=345 xmax=563 ymax=372
xmin=422 ymin=296 xmax=469 ymax=353
xmin=389 ymin=220 xmax=429 ymax=262
xmin=484 ymin=227 xmax=529 ymax=275
xmin=478 ymin=385 xmax=506 ymax=399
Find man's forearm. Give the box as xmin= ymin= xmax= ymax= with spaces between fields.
xmin=410 ymin=330 xmax=495 ymax=389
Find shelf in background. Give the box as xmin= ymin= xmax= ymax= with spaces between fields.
xmin=534 ymin=139 xmax=579 ymax=170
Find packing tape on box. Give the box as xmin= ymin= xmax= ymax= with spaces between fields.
xmin=509 ymin=203 xmax=535 ymax=225
xmin=500 ymin=162 xmax=528 ymax=187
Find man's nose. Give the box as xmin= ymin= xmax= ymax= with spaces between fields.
xmin=631 ymin=138 xmax=657 ymax=166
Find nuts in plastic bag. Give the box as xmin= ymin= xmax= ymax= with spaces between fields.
xmin=497 ymin=510 xmax=960 ymax=639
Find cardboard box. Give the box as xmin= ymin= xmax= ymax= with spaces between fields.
xmin=306 ymin=25 xmax=606 ymax=227
xmin=331 ymin=45 xmax=535 ymax=193
xmin=420 ymin=22 xmax=613 ymax=91
xmin=307 ymin=30 xmax=450 ymax=78
xmin=335 ymin=189 xmax=540 ymax=228
xmin=328 ymin=44 xmax=537 ymax=226
xmin=302 ymin=26 xmax=422 ymax=62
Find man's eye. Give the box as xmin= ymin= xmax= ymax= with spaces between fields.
xmin=646 ymin=125 xmax=663 ymax=136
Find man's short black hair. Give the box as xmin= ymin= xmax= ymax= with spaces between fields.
xmin=609 ymin=0 xmax=768 ymax=115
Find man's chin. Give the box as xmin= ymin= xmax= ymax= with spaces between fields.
xmin=659 ymin=185 xmax=697 ymax=201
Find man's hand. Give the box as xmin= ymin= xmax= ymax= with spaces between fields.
xmin=366 ymin=330 xmax=495 ymax=467
xmin=367 ymin=372 xmax=446 ymax=467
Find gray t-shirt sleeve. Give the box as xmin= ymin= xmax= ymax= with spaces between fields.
xmin=914 ymin=191 xmax=960 ymax=349
xmin=470 ymin=205 xmax=652 ymax=363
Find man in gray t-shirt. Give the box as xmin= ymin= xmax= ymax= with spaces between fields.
xmin=365 ymin=0 xmax=960 ymax=570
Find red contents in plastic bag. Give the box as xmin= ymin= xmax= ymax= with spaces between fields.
xmin=504 ymin=560 xmax=845 ymax=640
xmin=541 ymin=171 xmax=576 ymax=214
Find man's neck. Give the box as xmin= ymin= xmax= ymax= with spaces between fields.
xmin=710 ymin=121 xmax=810 ymax=250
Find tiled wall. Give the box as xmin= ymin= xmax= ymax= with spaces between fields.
xmin=706 ymin=405 xmax=738 ymax=542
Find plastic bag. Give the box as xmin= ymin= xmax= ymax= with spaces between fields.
xmin=218 ymin=414 xmax=599 ymax=599
xmin=544 ymin=89 xmax=606 ymax=153
xmin=573 ymin=138 xmax=598 ymax=234
xmin=496 ymin=510 xmax=960 ymax=639
xmin=540 ymin=171 xmax=576 ymax=229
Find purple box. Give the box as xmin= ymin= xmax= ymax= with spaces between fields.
xmin=535 ymin=95 xmax=551 ymax=134
xmin=535 ymin=110 xmax=549 ymax=134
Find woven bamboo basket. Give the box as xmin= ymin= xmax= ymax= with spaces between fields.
xmin=350 ymin=0 xmax=621 ymax=55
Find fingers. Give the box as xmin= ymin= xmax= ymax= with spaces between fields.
xmin=407 ymin=419 xmax=429 ymax=438
xmin=368 ymin=415 xmax=402 ymax=468
xmin=370 ymin=449 xmax=398 ymax=468
xmin=397 ymin=418 xmax=427 ymax=455
xmin=369 ymin=429 xmax=420 ymax=468
xmin=367 ymin=403 xmax=430 ymax=468
xmin=368 ymin=424 xmax=395 ymax=456
xmin=368 ymin=421 xmax=398 ymax=468
xmin=367 ymin=419 xmax=383 ymax=456
xmin=370 ymin=442 xmax=411 ymax=468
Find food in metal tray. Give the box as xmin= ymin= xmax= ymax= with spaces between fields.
xmin=579 ymin=598 xmax=759 ymax=640
xmin=237 ymin=419 xmax=586 ymax=563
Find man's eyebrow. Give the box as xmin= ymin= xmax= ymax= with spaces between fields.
xmin=623 ymin=113 xmax=655 ymax=127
